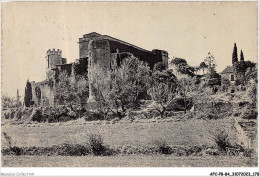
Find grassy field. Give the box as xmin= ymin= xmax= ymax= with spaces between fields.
xmin=2 ymin=117 xmax=238 ymax=148
xmin=2 ymin=116 xmax=253 ymax=167
xmin=2 ymin=155 xmax=256 ymax=167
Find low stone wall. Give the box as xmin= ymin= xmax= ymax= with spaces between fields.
xmin=234 ymin=119 xmax=250 ymax=148
xmin=194 ymin=101 xmax=233 ymax=114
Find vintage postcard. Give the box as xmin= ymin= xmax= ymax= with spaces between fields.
xmin=1 ymin=1 xmax=258 ymax=175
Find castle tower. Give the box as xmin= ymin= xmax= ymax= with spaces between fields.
xmin=45 ymin=49 xmax=63 ymax=69
xmin=87 ymin=39 xmax=111 ymax=103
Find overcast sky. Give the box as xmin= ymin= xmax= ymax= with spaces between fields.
xmin=2 ymin=1 xmax=258 ymax=98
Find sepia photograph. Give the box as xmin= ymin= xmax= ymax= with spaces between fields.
xmin=1 ymin=0 xmax=258 ymax=174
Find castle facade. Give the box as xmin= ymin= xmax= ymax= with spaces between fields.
xmin=29 ymin=32 xmax=169 ymax=106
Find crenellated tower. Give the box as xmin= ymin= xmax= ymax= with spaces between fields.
xmin=46 ymin=49 xmax=66 ymax=69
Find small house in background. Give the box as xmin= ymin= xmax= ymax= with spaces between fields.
xmin=220 ymin=66 xmax=236 ymax=93
xmin=220 ymin=66 xmax=235 ymax=83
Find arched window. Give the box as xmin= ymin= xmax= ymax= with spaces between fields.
xmin=230 ymin=74 xmax=234 ymax=81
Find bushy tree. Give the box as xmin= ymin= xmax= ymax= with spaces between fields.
xmin=2 ymin=95 xmax=22 ymax=109
xmin=170 ymin=58 xmax=194 ymax=77
xmin=91 ymin=56 xmax=150 ymax=118
xmin=24 ymin=80 xmax=33 ymax=107
xmin=247 ymin=80 xmax=257 ymax=107
xmin=153 ymin=62 xmax=166 ymax=72
xmin=110 ymin=57 xmax=150 ymax=117
xmin=204 ymin=52 xmax=216 ymax=74
xmin=199 ymin=62 xmax=208 ymax=75
xmin=73 ymin=59 xmax=88 ymax=81
xmin=177 ymin=77 xmax=195 ymax=114
xmin=148 ymin=70 xmax=178 ymax=117
xmin=170 ymin=57 xmax=187 ymax=66
xmin=54 ymin=71 xmax=79 ymax=109
xmin=234 ymin=60 xmax=256 ymax=86
xmin=76 ymin=76 xmax=89 ymax=106
xmin=90 ymin=68 xmax=112 ymax=118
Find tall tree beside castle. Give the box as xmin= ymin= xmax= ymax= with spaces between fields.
xmin=232 ymin=43 xmax=238 ymax=64
xmin=204 ymin=52 xmax=216 ymax=74
xmin=240 ymin=50 xmax=244 ymax=61
xmin=24 ymin=80 xmax=32 ymax=107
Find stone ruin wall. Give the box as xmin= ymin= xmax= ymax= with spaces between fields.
xmin=31 ymin=81 xmax=55 ymax=107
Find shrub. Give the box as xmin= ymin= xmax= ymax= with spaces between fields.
xmin=233 ymin=112 xmax=242 ymax=117
xmin=243 ymin=149 xmax=254 ymax=157
xmin=88 ymin=133 xmax=106 ymax=155
xmin=2 ymin=146 xmax=25 ymax=156
xmin=68 ymin=110 xmax=77 ymax=118
xmin=3 ymin=109 xmax=17 ymax=119
xmin=242 ymin=109 xmax=258 ymax=119
xmin=2 ymin=144 xmax=91 ymax=156
xmin=153 ymin=140 xmax=172 ymax=154
xmin=30 ymin=108 xmax=43 ymax=122
xmin=57 ymin=143 xmax=90 ymax=156
xmin=84 ymin=111 xmax=104 ymax=121
xmin=212 ymin=129 xmax=231 ymax=152
xmin=14 ymin=108 xmax=22 ymax=120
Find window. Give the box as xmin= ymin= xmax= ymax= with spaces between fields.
xmin=230 ymin=74 xmax=234 ymax=81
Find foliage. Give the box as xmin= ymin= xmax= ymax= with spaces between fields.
xmin=221 ymin=78 xmax=231 ymax=92
xmin=204 ymin=52 xmax=216 ymax=74
xmin=170 ymin=58 xmax=187 ymax=66
xmin=110 ymin=57 xmax=150 ymax=113
xmin=29 ymin=105 xmax=83 ymax=123
xmin=91 ymin=56 xmax=151 ymax=118
xmin=90 ymin=68 xmax=113 ymax=119
xmin=170 ymin=58 xmax=195 ymax=77
xmin=24 ymin=80 xmax=33 ymax=107
xmin=54 ymin=71 xmax=88 ymax=108
xmin=73 ymin=58 xmax=88 ymax=79
xmin=245 ymin=66 xmax=257 ymax=83
xmin=153 ymin=139 xmax=172 ymax=154
xmin=2 ymin=95 xmax=21 ymax=110
xmin=199 ymin=62 xmax=208 ymax=74
xmin=205 ymin=70 xmax=221 ymax=87
xmin=148 ymin=70 xmax=178 ymax=117
xmin=233 ymin=60 xmax=256 ymax=86
xmin=2 ymin=144 xmax=91 ymax=156
xmin=240 ymin=50 xmax=244 ymax=61
xmin=232 ymin=43 xmax=238 ymax=64
xmin=247 ymin=80 xmax=257 ymax=106
xmin=30 ymin=108 xmax=43 ymax=122
xmin=212 ymin=129 xmax=231 ymax=152
xmin=84 ymin=111 xmax=104 ymax=121
xmin=55 ymin=71 xmax=78 ymax=106
xmin=153 ymin=62 xmax=166 ymax=72
xmin=75 ymin=76 xmax=89 ymax=106
xmin=88 ymin=133 xmax=106 ymax=156
xmin=242 ymin=108 xmax=257 ymax=119
xmin=177 ymin=77 xmax=194 ymax=113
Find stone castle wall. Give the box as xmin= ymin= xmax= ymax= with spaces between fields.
xmin=29 ymin=32 xmax=169 ymax=107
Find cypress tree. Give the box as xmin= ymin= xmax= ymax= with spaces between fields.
xmin=24 ymin=79 xmax=32 ymax=107
xmin=232 ymin=43 xmax=238 ymax=64
xmin=240 ymin=50 xmax=244 ymax=61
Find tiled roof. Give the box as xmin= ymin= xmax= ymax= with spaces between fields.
xmin=221 ymin=66 xmax=234 ymax=74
